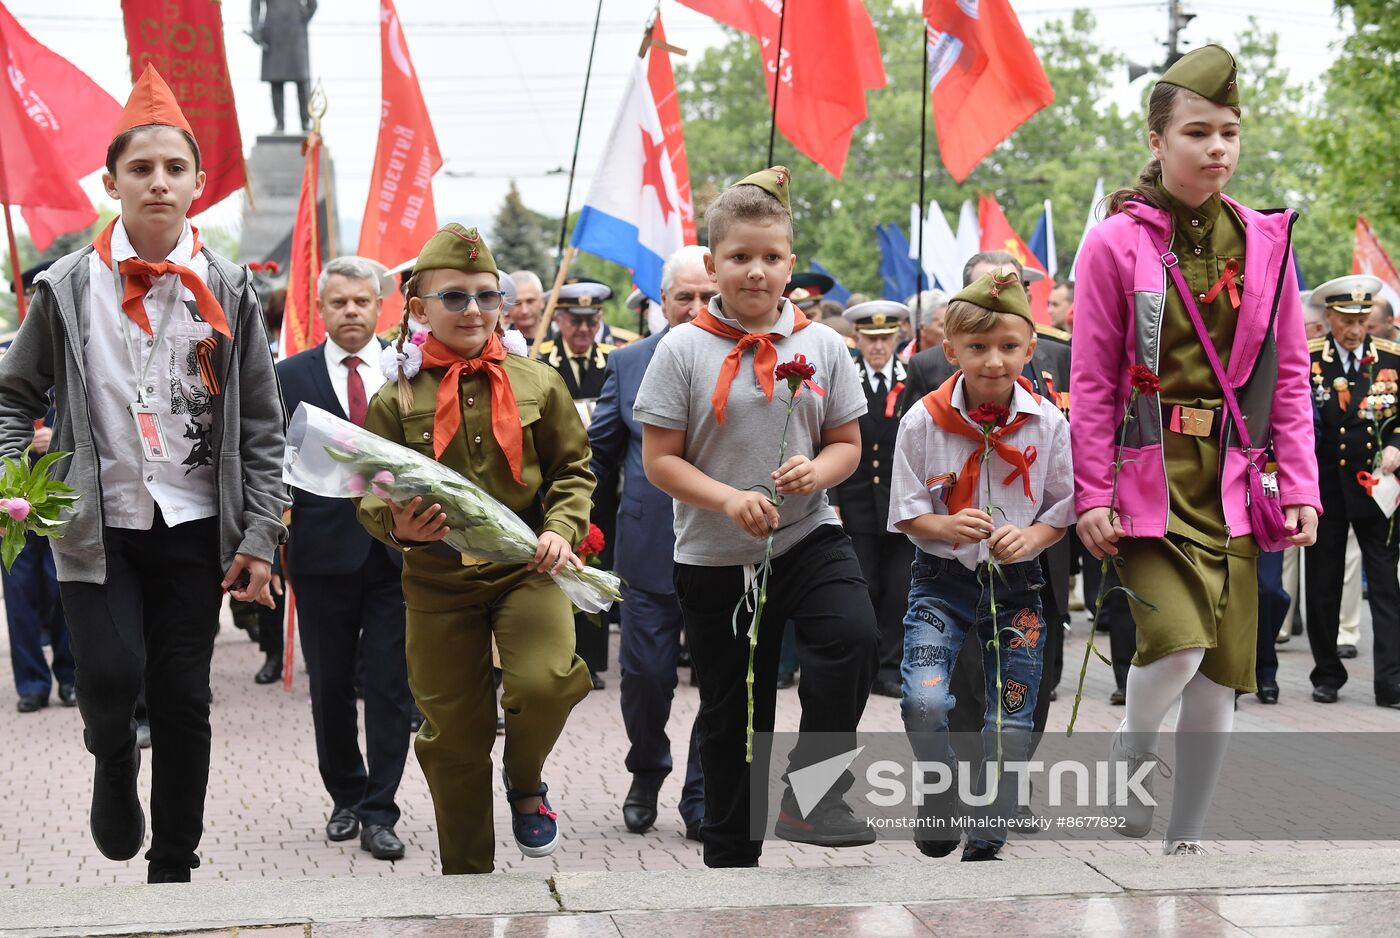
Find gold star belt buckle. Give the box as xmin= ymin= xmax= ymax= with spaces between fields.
xmin=1178 ymin=405 xmax=1214 ymax=437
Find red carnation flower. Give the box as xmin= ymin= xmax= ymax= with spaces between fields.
xmin=775 ymin=355 xmax=824 ymax=398
xmin=578 ymin=523 xmax=605 ymax=560
xmin=247 ymin=261 xmax=265 ymax=272
xmin=1128 ymin=363 xmax=1161 ymax=396
xmin=968 ymin=402 xmax=1010 ymax=429
xmin=1360 ymin=354 xmax=1378 ymax=367
xmin=265 ymin=261 xmax=282 ymax=275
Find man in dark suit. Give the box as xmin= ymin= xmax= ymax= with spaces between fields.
xmin=277 ymin=257 xmax=413 ymax=860
xmin=588 ymin=246 xmax=711 ymax=838
xmin=833 ymin=300 xmax=914 ymax=697
xmin=899 ymin=251 xmax=1072 ymax=741
xmin=1304 ymin=274 xmax=1400 ymax=707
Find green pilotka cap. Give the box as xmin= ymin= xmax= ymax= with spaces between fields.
xmin=952 ymin=268 xmax=1033 ymax=325
xmin=1158 ymin=44 xmax=1240 ymax=107
xmin=733 ymin=165 xmax=792 ymax=214
xmin=412 ymin=224 xmax=498 ymax=277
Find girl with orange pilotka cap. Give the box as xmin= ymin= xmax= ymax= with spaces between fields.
xmin=0 ymin=65 xmax=288 ymax=882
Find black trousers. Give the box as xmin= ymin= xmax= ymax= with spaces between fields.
xmin=1255 ymin=549 xmax=1286 ymax=686
xmin=293 ymin=547 xmax=413 ymax=828
xmin=1305 ymin=508 xmax=1400 ymax=694
xmin=849 ymin=531 xmax=915 ymax=683
xmin=949 ymin=551 xmax=1066 ymax=740
xmin=58 ymin=513 xmax=224 ymax=872
xmin=675 ymin=524 xmax=879 ymax=868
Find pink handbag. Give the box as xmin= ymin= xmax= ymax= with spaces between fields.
xmin=1155 ymin=241 xmax=1295 ymax=552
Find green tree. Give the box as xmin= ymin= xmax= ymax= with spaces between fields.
xmin=493 ymin=180 xmax=555 ymax=276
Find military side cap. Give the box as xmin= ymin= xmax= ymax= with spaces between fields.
xmin=1312 ymin=274 xmax=1383 ymax=315
xmin=557 ymin=277 xmax=612 ymax=314
xmin=951 ymin=268 xmax=1033 ymax=325
xmin=412 ymin=224 xmax=498 ymax=277
xmin=844 ymin=300 xmax=909 ymax=336
xmin=733 ymin=165 xmax=791 ymax=214
xmin=1158 ymin=44 xmax=1239 ymax=107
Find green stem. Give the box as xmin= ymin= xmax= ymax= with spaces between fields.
xmin=1067 ymin=388 xmax=1141 ymax=737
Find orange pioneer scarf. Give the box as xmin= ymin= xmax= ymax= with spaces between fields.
xmin=922 ymin=371 xmax=1040 ymax=514
xmin=690 ymin=304 xmax=813 ymax=424
xmin=421 ymin=332 xmax=525 ymax=485
xmin=92 ymin=218 xmax=231 ymax=339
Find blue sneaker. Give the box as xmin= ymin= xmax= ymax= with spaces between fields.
xmin=504 ymin=775 xmax=560 ymax=858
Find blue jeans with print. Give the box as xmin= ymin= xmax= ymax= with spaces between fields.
xmin=900 ymin=550 xmax=1044 ymax=849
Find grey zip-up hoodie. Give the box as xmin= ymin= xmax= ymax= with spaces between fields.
xmin=0 ymin=245 xmax=289 ymax=584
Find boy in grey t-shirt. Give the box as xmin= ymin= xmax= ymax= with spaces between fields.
xmin=635 ymin=166 xmax=880 ymax=868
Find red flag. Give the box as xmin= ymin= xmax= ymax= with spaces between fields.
xmin=280 ymin=134 xmax=324 ymax=358
xmin=1352 ymin=216 xmax=1400 ymax=298
xmin=677 ymin=0 xmax=885 ymax=179
xmin=120 ymin=0 xmax=247 ymax=216
xmin=359 ymin=0 xmax=441 ymax=332
xmin=924 ymin=0 xmax=1054 ymax=183
xmin=979 ymin=192 xmax=1051 ymax=325
xmin=0 ymin=4 xmax=120 ymax=250
xmin=648 ymin=13 xmax=696 ymax=245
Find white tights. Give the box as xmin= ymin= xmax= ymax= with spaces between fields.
xmin=1124 ymin=648 xmax=1235 ymax=843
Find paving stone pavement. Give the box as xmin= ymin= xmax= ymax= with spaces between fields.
xmin=1 ymin=586 xmax=1397 ymax=889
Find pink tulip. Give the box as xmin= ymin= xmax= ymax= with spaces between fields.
xmin=347 ymin=474 xmax=369 ymax=496
xmin=6 ymin=498 xmax=30 ymax=522
xmin=370 ymin=470 xmax=395 ymax=498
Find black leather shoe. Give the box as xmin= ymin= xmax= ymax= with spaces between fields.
xmin=58 ymin=684 xmax=77 ymax=706
xmin=1312 ymin=686 xmax=1339 ymax=704
xmin=254 ymin=654 xmax=282 ymax=685
xmin=622 ymin=779 xmax=659 ymax=833
xmin=1257 ymin=682 xmax=1279 ymax=705
xmin=776 ymin=671 xmax=796 ymax=690
xmin=590 ymin=672 xmax=606 ymax=691
xmin=962 ymin=845 xmax=1003 ymax=861
xmin=360 ymin=824 xmax=405 ymax=860
xmin=326 ymin=807 xmax=360 ymax=842
xmin=1109 ymin=688 xmax=1126 ymax=706
xmin=870 ymin=678 xmax=903 ymax=699
xmin=1338 ymin=644 xmax=1358 ymax=659
xmin=16 ymin=693 xmax=46 ymax=713
xmin=91 ymin=746 xmax=144 ymax=861
xmin=1376 ymin=687 xmax=1400 ymax=709
xmin=685 ymin=820 xmax=702 ymax=842
xmin=916 ymin=839 xmax=960 ymax=858
xmin=147 ymin=863 xmax=191 ymax=883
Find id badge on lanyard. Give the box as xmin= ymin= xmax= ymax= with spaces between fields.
xmin=115 ymin=267 xmax=177 ymax=462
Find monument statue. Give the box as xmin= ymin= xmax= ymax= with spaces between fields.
xmin=249 ymin=0 xmax=317 ymax=134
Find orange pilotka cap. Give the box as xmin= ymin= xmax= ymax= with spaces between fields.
xmin=113 ymin=63 xmax=194 ymax=138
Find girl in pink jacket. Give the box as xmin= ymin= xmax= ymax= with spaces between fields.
xmin=1070 ymin=44 xmax=1320 ymax=855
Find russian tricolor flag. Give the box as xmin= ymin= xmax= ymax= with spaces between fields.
xmin=571 ymin=60 xmax=686 ymax=304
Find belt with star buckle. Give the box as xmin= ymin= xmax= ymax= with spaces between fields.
xmin=1164 ymin=403 xmax=1219 ymax=437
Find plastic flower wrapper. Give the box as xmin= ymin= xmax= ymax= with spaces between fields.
xmin=282 ymin=404 xmax=622 ymax=613
xmin=0 ymin=447 xmax=80 ymax=571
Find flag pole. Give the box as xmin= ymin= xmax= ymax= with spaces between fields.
xmin=555 ymin=0 xmax=605 ymax=266
xmin=2 ymin=203 xmax=25 ymax=323
xmin=534 ymin=244 xmax=578 ymax=358
xmin=766 ymin=1 xmax=790 ymax=166
xmin=912 ymin=20 xmax=930 ymax=350
xmin=310 ymin=81 xmax=338 ymax=259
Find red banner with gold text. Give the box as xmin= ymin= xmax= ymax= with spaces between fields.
xmin=121 ymin=0 xmax=246 ymax=216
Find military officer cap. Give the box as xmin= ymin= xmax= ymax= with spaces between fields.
xmin=10 ymin=259 xmax=54 ymax=294
xmin=951 ymin=268 xmax=1033 ymax=325
xmin=411 ymin=224 xmax=498 ymax=278
xmin=844 ymin=300 xmax=909 ymax=337
xmin=733 ymin=164 xmax=792 ymax=214
xmin=556 ymin=277 xmax=612 ymax=316
xmin=1311 ymin=274 xmax=1384 ymax=315
xmin=624 ymin=287 xmax=650 ymax=311
xmin=1158 ymin=43 xmax=1240 ymax=108
xmin=784 ymin=270 xmax=834 ymax=299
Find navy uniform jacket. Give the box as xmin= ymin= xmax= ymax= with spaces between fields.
xmin=277 ymin=341 xmax=401 ymax=576
xmin=1311 ymin=333 xmax=1400 ymax=521
xmin=587 ymin=329 xmax=675 ymax=595
xmin=833 ymin=353 xmax=906 ymax=535
xmin=538 ymin=339 xmax=612 ymax=400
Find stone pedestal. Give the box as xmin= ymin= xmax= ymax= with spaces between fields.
xmin=239 ymin=134 xmax=340 ymax=266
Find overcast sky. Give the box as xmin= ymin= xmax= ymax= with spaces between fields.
xmin=6 ymin=0 xmax=1347 ymax=250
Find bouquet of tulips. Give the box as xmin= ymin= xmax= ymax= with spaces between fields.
xmin=282 ymin=404 xmax=622 ymax=613
xmin=0 ymin=447 xmax=80 ymax=571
